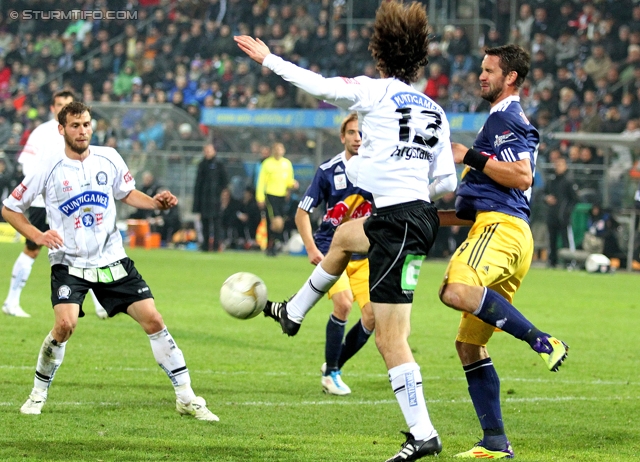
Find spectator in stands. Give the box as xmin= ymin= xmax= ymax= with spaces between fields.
xmin=235 ymin=187 xmax=262 ymax=250
xmin=426 ymin=41 xmax=451 ymax=77
xmin=219 ymin=188 xmax=241 ymax=250
xmin=447 ymin=26 xmax=471 ymax=60
xmin=601 ymin=106 xmax=626 ymax=133
xmin=255 ymin=81 xmax=275 ymax=108
xmin=584 ymin=44 xmax=613 ymax=82
xmin=114 ymin=60 xmax=139 ymax=99
xmin=515 ymin=3 xmax=534 ymax=49
xmin=327 ymin=41 xmax=352 ymax=77
xmin=193 ymin=143 xmax=228 ymax=252
xmin=531 ymin=33 xmax=555 ymax=63
xmin=581 ymin=102 xmax=602 ymax=133
xmin=532 ymin=6 xmax=552 ymax=37
xmin=544 ymin=156 xmax=579 ymax=268
xmin=423 ymin=62 xmax=449 ymax=100
xmin=573 ymin=64 xmax=596 ymax=98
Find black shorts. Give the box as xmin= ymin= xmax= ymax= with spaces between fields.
xmin=50 ymin=258 xmax=154 ymax=318
xmin=364 ymin=200 xmax=439 ymax=304
xmin=265 ymin=194 xmax=286 ymax=219
xmin=26 ymin=207 xmax=48 ymax=250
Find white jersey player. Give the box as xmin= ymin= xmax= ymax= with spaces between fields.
xmin=2 ymin=90 xmax=107 ymax=318
xmin=236 ymin=2 xmax=456 ymax=461
xmin=2 ymin=101 xmax=219 ymax=421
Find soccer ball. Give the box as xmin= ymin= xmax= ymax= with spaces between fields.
xmin=219 ymin=272 xmax=268 ymax=319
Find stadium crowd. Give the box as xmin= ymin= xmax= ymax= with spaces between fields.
xmin=1 ymin=0 xmax=640 ymax=260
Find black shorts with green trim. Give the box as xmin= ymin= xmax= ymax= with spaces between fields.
xmin=50 ymin=258 xmax=154 ymax=317
xmin=364 ymin=200 xmax=439 ymax=304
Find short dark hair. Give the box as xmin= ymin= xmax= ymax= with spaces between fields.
xmin=369 ymin=1 xmax=430 ymax=84
xmin=485 ymin=44 xmax=530 ymax=87
xmin=51 ymin=90 xmax=75 ymax=106
xmin=57 ymin=101 xmax=91 ymax=126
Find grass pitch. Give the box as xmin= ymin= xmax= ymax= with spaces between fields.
xmin=0 ymin=243 xmax=638 ymax=461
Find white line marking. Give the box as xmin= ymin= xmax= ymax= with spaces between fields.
xmin=1 ymin=396 xmax=638 ymax=408
xmin=1 ymin=365 xmax=636 ymax=386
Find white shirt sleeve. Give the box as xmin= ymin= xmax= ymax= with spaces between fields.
xmin=263 ymin=54 xmax=370 ymax=111
xmin=428 ymin=173 xmax=457 ymax=201
xmin=3 ymin=160 xmax=49 ymax=214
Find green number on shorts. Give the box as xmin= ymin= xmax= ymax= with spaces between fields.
xmin=401 ymin=255 xmax=425 ymax=291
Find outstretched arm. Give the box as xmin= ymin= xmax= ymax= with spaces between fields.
xmin=235 ymin=35 xmax=365 ymax=110
xmin=234 ymin=36 xmax=271 ymax=65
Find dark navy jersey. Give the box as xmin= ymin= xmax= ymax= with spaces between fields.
xmin=456 ymin=96 xmax=539 ymax=223
xmin=298 ymin=151 xmax=373 ymax=257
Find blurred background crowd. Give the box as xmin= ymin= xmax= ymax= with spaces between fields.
xmin=1 ymin=0 xmax=640 ymax=265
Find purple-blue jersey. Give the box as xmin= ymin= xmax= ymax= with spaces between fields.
xmin=456 ymin=96 xmax=539 ymax=223
xmin=298 ymin=151 xmax=373 ymax=257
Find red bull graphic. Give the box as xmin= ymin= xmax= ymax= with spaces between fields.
xmin=322 ymin=195 xmax=371 ymax=227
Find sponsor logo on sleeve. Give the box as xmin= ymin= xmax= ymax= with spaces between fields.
xmin=494 ymin=131 xmax=516 ymax=148
xmin=124 ymin=171 xmax=133 ymax=183
xmin=11 ymin=183 xmax=27 ymax=200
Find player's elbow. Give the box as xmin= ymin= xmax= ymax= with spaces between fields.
xmin=515 ymin=172 xmax=533 ymax=191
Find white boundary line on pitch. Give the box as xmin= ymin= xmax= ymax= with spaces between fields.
xmin=0 ymin=396 xmax=639 ymax=408
xmin=0 ymin=365 xmax=636 ymax=386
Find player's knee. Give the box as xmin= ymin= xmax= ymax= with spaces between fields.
xmin=332 ymin=300 xmax=352 ymax=319
xmin=53 ymin=318 xmax=77 ymax=340
xmin=138 ymin=310 xmax=164 ymax=334
xmin=361 ymin=304 xmax=375 ymax=331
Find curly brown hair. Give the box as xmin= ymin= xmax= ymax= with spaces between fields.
xmin=368 ymin=1 xmax=430 ymax=84
xmin=57 ymin=101 xmax=91 ymax=126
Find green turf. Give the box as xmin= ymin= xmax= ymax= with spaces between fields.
xmin=0 ymin=243 xmax=638 ymax=461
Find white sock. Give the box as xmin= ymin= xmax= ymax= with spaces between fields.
xmin=5 ymin=252 xmax=35 ymax=307
xmin=287 ymin=263 xmax=340 ymax=322
xmin=388 ymin=362 xmax=436 ymax=441
xmin=33 ymin=332 xmax=67 ymax=392
xmin=88 ymin=289 xmax=106 ymax=312
xmin=148 ymin=328 xmax=196 ymax=404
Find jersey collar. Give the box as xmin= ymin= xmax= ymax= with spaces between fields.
xmin=490 ymin=95 xmax=520 ymax=114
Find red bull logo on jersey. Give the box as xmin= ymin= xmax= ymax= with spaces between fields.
xmin=494 ymin=131 xmax=516 ymax=148
xmin=59 ymin=191 xmax=109 ymax=217
xmin=322 ymin=195 xmax=371 ymax=227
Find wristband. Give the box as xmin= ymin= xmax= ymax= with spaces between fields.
xmin=463 ymin=148 xmax=489 ymax=171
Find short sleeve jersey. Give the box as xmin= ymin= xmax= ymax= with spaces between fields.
xmin=455 ymin=96 xmax=539 ymax=223
xmin=4 ymin=146 xmax=136 ymax=268
xmin=298 ymin=151 xmax=373 ymax=257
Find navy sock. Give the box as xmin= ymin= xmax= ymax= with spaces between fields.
xmin=325 ymin=314 xmax=347 ymax=372
xmin=464 ymin=358 xmax=508 ymax=450
xmin=474 ymin=288 xmax=544 ymax=346
xmin=338 ymin=319 xmax=372 ymax=369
